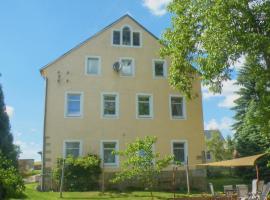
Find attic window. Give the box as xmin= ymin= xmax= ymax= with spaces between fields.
xmin=122 ymin=26 xmax=131 ymax=46
xmin=113 ymin=30 xmax=120 ymax=45
xmin=112 ymin=26 xmax=141 ymax=47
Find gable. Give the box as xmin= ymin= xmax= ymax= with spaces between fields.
xmin=40 ymin=14 xmax=160 ymax=76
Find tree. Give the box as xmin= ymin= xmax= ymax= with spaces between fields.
xmin=161 ymin=0 xmax=270 ymax=98
xmin=0 ymin=151 xmax=24 ymax=199
xmin=0 ymin=84 xmax=19 ymax=166
xmin=111 ymin=136 xmax=173 ymax=199
xmin=206 ymin=131 xmax=233 ymax=161
xmin=232 ymin=55 xmax=270 ymax=179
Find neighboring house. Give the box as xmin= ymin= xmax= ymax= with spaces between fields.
xmin=40 ymin=14 xmax=206 ymax=189
xmin=204 ymin=130 xmax=224 ymax=162
xmin=18 ymin=159 xmax=34 ymax=173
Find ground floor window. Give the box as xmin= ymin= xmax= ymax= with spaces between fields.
xmin=64 ymin=141 xmax=81 ymax=158
xmin=172 ymin=141 xmax=187 ymax=164
xmin=102 ymin=141 xmax=118 ymax=166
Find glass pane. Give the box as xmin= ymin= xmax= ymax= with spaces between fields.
xmin=173 ymin=142 xmax=184 ymax=149
xmin=122 ymin=27 xmax=131 ymax=45
xmin=138 ymin=96 xmax=149 ymax=102
xmin=104 ymin=101 xmax=116 ymax=115
xmin=104 ymin=95 xmax=116 ymax=101
xmin=66 ymin=142 xmax=80 ymax=149
xmin=139 ymin=102 xmax=150 ymax=116
xmin=104 ymin=149 xmax=115 ymax=163
xmin=172 ymin=103 xmax=183 ymax=117
xmin=133 ymin=32 xmax=140 ymax=46
xmin=68 ymin=94 xmax=80 ymax=101
xmin=67 ymin=99 xmax=80 ymax=115
xmin=113 ymin=31 xmax=120 ymax=45
xmin=173 ymin=148 xmax=185 ymax=162
xmin=66 ymin=148 xmax=79 ymax=158
xmin=87 ymin=58 xmax=99 ymax=74
xmin=171 ymin=97 xmax=182 ymax=104
xmin=121 ymin=59 xmax=132 ymax=75
xmin=155 ymin=61 xmax=164 ymax=76
xmin=104 ymin=142 xmax=116 ymax=148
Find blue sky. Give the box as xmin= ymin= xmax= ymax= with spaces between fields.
xmin=0 ymin=0 xmax=240 ymax=161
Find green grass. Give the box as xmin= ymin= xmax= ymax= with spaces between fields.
xmin=12 ymin=183 xmax=206 ymax=200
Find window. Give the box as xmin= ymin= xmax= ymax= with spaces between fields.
xmin=112 ymin=26 xmax=142 ymax=47
xmin=120 ymin=58 xmax=134 ymax=76
xmin=153 ymin=60 xmax=166 ymax=78
xmin=122 ymin=26 xmax=131 ymax=46
xmin=133 ymin=32 xmax=140 ymax=46
xmin=86 ymin=57 xmax=100 ymax=75
xmin=113 ymin=30 xmax=120 ymax=45
xmin=102 ymin=141 xmax=118 ymax=166
xmin=137 ymin=94 xmax=153 ymax=118
xmin=64 ymin=141 xmax=81 ymax=158
xmin=170 ymin=96 xmax=185 ymax=119
xmin=65 ymin=93 xmax=82 ymax=117
xmin=172 ymin=141 xmax=186 ymax=163
xmin=102 ymin=93 xmax=119 ymax=118
xmin=206 ymin=151 xmax=211 ymax=160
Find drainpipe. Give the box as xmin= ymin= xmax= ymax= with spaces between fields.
xmin=41 ymin=77 xmax=48 ymax=191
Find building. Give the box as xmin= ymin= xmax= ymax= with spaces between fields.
xmin=204 ymin=130 xmax=224 ymax=162
xmin=40 ymin=14 xmax=206 ymax=190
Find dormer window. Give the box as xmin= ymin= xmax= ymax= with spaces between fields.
xmin=122 ymin=26 xmax=131 ymax=46
xmin=112 ymin=25 xmax=141 ymax=47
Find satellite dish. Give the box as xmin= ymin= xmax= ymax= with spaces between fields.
xmin=113 ymin=61 xmax=121 ymax=72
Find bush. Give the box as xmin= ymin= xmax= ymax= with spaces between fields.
xmin=0 ymin=153 xmax=25 ymax=199
xmin=53 ymin=154 xmax=101 ymax=191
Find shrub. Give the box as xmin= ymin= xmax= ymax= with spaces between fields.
xmin=53 ymin=154 xmax=101 ymax=191
xmin=0 ymin=153 xmax=25 ymax=199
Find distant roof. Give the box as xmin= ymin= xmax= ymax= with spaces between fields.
xmin=40 ymin=14 xmax=160 ymax=74
xmin=204 ymin=130 xmax=225 ymax=141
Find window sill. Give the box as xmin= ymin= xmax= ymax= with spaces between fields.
xmin=137 ymin=116 xmax=153 ymax=119
xmin=171 ymin=116 xmax=186 ymax=120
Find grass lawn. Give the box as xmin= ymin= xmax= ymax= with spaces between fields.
xmin=12 ymin=183 xmax=205 ymax=200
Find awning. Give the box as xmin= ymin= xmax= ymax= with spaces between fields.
xmin=197 ymin=153 xmax=266 ymax=167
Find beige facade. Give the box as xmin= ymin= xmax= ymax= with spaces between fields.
xmin=40 ymin=15 xmax=206 ymax=173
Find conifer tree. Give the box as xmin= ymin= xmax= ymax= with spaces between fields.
xmin=0 ymin=83 xmax=19 ymax=166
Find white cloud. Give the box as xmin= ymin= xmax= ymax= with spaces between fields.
xmin=202 ymin=79 xmax=241 ymax=108
xmin=229 ymin=54 xmax=246 ymax=71
xmin=204 ymin=117 xmax=234 ymax=132
xmin=15 ymin=140 xmax=42 ymax=161
xmin=6 ymin=105 xmax=14 ymax=118
xmin=142 ymin=0 xmax=172 ymax=16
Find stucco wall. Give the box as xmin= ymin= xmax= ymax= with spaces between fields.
xmin=42 ymin=16 xmax=206 ymax=172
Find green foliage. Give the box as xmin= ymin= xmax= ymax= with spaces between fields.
xmin=206 ymin=131 xmax=234 ymax=161
xmin=0 ymin=152 xmax=25 ymax=199
xmin=232 ymin=55 xmax=270 ymax=180
xmin=53 ymin=154 xmax=101 ymax=191
xmin=161 ymin=0 xmax=270 ymax=98
xmin=111 ymin=136 xmax=173 ymax=196
xmin=0 ymin=84 xmax=20 ymax=166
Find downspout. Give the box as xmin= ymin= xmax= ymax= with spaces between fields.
xmin=41 ymin=76 xmax=48 ymax=191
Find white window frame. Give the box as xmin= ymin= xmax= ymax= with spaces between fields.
xmin=85 ymin=56 xmax=101 ymax=76
xmin=152 ymin=59 xmax=167 ymax=78
xmin=111 ymin=25 xmax=142 ymax=48
xmin=64 ymin=92 xmax=84 ymax=118
xmin=63 ymin=140 xmax=83 ymax=158
xmin=112 ymin=30 xmax=121 ymax=46
xmin=169 ymin=94 xmax=186 ymax=120
xmin=101 ymin=92 xmax=119 ymax=119
xmin=100 ymin=140 xmax=119 ymax=167
xmin=119 ymin=57 xmax=135 ymax=77
xmin=171 ymin=140 xmax=188 ymax=164
xmin=136 ymin=93 xmax=153 ymax=119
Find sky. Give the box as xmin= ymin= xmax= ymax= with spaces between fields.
xmin=0 ymin=0 xmax=243 ymax=161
